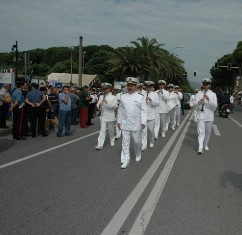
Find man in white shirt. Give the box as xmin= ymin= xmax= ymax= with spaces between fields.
xmin=117 ymin=77 xmax=147 ymax=169
xmin=95 ymin=83 xmax=118 ymax=150
xmin=194 ymin=78 xmax=217 ymax=154
xmin=154 ymin=80 xmax=170 ymax=138
xmin=142 ymin=81 xmax=159 ymax=151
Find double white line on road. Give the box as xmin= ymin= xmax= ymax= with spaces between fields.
xmin=0 ymin=131 xmax=100 ymax=170
xmin=229 ymin=115 xmax=242 ymax=129
xmin=101 ymin=113 xmax=192 ymax=235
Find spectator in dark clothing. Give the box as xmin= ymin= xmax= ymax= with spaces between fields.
xmin=69 ymin=89 xmax=80 ymax=125
xmin=87 ymin=88 xmax=98 ymax=126
xmin=79 ymin=86 xmax=92 ymax=128
xmin=0 ymin=83 xmax=11 ymax=128
xmin=10 ymin=81 xmax=25 ymax=140
xmin=25 ymin=83 xmax=48 ymax=138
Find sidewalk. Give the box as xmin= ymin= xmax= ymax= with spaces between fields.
xmin=0 ymin=119 xmax=12 ymax=137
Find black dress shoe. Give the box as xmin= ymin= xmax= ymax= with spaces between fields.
xmin=42 ymin=134 xmax=48 ymax=137
xmin=57 ymin=134 xmax=63 ymax=137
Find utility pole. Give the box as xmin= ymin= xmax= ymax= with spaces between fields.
xmin=70 ymin=46 xmax=74 ymax=86
xmin=79 ymin=36 xmax=83 ymax=87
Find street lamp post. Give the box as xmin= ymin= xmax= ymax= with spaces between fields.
xmin=83 ymin=51 xmax=86 ymax=68
xmin=11 ymin=41 xmax=18 ymax=81
xmin=79 ymin=36 xmax=83 ymax=87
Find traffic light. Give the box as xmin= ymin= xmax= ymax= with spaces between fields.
xmin=214 ymin=62 xmax=218 ymax=69
xmin=227 ymin=63 xmax=232 ymax=70
xmin=194 ymin=71 xmax=196 ymax=76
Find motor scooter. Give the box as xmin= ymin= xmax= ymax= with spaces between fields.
xmin=218 ymin=103 xmax=230 ymax=118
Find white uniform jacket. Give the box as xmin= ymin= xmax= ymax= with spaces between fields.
xmin=117 ymin=92 xmax=147 ymax=131
xmin=146 ymin=91 xmax=160 ymax=120
xmin=157 ymin=89 xmax=171 ymax=113
xmin=194 ymin=90 xmax=217 ymax=121
xmin=97 ymin=93 xmax=118 ymax=122
xmin=174 ymin=91 xmax=183 ymax=108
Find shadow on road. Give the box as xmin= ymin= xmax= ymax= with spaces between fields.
xmin=220 ymin=171 xmax=242 ymax=192
xmin=0 ymin=139 xmax=16 ymax=152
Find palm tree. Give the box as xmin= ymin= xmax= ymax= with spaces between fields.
xmin=161 ymin=53 xmax=184 ymax=84
xmin=131 ymin=37 xmax=165 ymax=80
xmin=108 ymin=46 xmax=144 ymax=79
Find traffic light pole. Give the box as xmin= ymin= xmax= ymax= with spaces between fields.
xmin=215 ymin=62 xmax=242 ymax=92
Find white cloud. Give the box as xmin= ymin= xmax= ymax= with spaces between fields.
xmin=0 ymin=0 xmax=242 ymax=80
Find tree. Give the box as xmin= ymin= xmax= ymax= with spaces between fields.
xmin=130 ymin=37 xmax=165 ymax=80
xmin=108 ymin=47 xmax=143 ymax=80
xmin=84 ymin=50 xmax=114 ymax=83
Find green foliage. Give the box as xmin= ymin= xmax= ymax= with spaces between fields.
xmin=211 ymin=41 xmax=242 ymax=92
xmin=0 ymin=39 xmax=192 ymax=90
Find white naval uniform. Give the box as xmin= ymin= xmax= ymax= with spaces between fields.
xmin=174 ymin=91 xmax=183 ymax=125
xmin=154 ymin=89 xmax=170 ymax=137
xmin=189 ymin=94 xmax=198 ymax=122
xmin=96 ymin=93 xmax=118 ymax=148
xmin=194 ymin=89 xmax=217 ymax=151
xmin=166 ymin=91 xmax=177 ymax=130
xmin=142 ymin=91 xmax=160 ymax=150
xmin=117 ymin=92 xmax=147 ymax=164
xmin=115 ymin=91 xmax=125 ymax=138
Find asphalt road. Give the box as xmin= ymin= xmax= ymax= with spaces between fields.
xmin=0 ymin=106 xmax=242 ymax=235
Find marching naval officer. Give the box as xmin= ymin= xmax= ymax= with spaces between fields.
xmin=95 ymin=83 xmax=118 ymax=150
xmin=166 ymin=84 xmax=177 ymax=131
xmin=154 ymin=80 xmax=170 ymax=138
xmin=142 ymin=81 xmax=160 ymax=150
xmin=115 ymin=82 xmax=127 ymax=139
xmin=193 ymin=78 xmax=217 ymax=154
xmin=117 ymin=77 xmax=147 ymax=169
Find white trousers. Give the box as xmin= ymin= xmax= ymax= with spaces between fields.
xmin=166 ymin=108 xmax=176 ymax=129
xmin=115 ymin=125 xmax=122 ymax=138
xmin=142 ymin=119 xmax=155 ymax=149
xmin=192 ymin=109 xmax=198 ymax=122
xmin=97 ymin=120 xmax=115 ymax=147
xmin=121 ymin=130 xmax=142 ymax=163
xmin=175 ymin=107 xmax=181 ymax=125
xmin=197 ymin=120 xmax=213 ymax=150
xmin=154 ymin=113 xmax=167 ymax=138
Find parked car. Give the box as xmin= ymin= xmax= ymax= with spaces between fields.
xmin=182 ymin=93 xmax=191 ymax=109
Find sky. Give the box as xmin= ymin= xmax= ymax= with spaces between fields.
xmin=1 ymin=0 xmax=242 ymax=82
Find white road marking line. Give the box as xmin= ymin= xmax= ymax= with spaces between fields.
xmin=229 ymin=116 xmax=242 ymax=129
xmin=100 ymin=113 xmax=191 ymax=235
xmin=0 ymin=131 xmax=100 ymax=170
xmin=212 ymin=124 xmax=221 ymax=136
xmin=128 ymin=116 xmax=192 ymax=235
